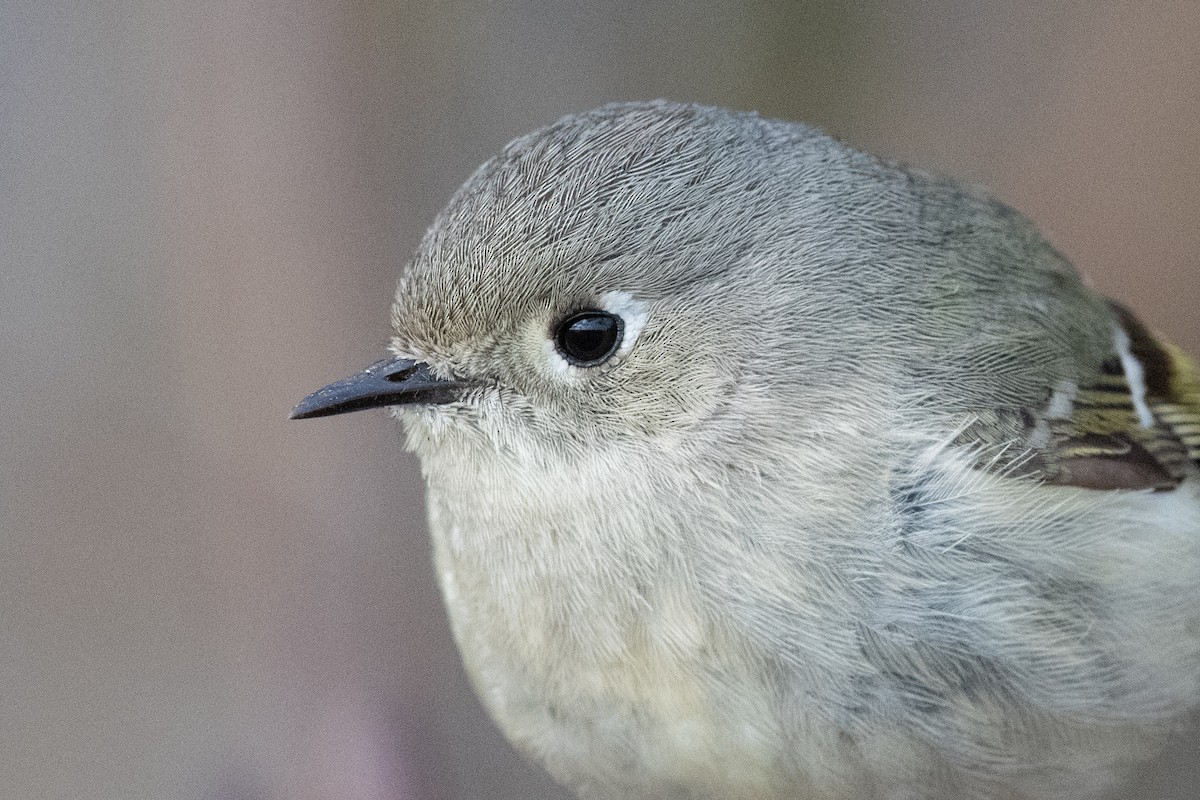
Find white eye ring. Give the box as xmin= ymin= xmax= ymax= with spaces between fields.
xmin=545 ymin=290 xmax=648 ymax=374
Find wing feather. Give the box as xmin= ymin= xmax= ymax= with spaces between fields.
xmin=1045 ymin=303 xmax=1199 ymax=490
xmin=965 ymin=301 xmax=1200 ymax=491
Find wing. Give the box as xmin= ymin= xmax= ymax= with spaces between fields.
xmin=966 ymin=301 xmax=1200 ymax=492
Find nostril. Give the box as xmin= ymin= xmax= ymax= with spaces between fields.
xmin=363 ymin=357 xmax=421 ymax=382
xmin=385 ymin=365 xmax=418 ymax=382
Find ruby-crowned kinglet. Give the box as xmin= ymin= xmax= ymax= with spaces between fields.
xmin=292 ymin=102 xmax=1200 ymax=800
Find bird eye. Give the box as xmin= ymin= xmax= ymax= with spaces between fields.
xmin=554 ymin=310 xmax=624 ymax=366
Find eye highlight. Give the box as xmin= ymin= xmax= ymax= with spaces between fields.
xmin=554 ymin=310 xmax=624 ymax=366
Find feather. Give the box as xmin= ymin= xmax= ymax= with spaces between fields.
xmin=1030 ymin=301 xmax=1200 ymax=491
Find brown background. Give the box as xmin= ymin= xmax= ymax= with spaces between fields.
xmin=3 ymin=2 xmax=1197 ymax=798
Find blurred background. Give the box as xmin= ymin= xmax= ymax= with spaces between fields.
xmin=3 ymin=1 xmax=1197 ymax=798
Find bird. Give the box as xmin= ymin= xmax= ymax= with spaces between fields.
xmin=292 ymin=101 xmax=1200 ymax=800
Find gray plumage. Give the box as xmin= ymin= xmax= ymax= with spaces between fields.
xmin=309 ymin=101 xmax=1200 ymax=799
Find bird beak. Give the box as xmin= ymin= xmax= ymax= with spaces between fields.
xmin=290 ymin=356 xmax=464 ymax=419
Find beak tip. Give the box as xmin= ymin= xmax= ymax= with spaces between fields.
xmin=287 ymin=403 xmax=316 ymax=421
xmin=289 ymin=389 xmax=344 ymax=420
